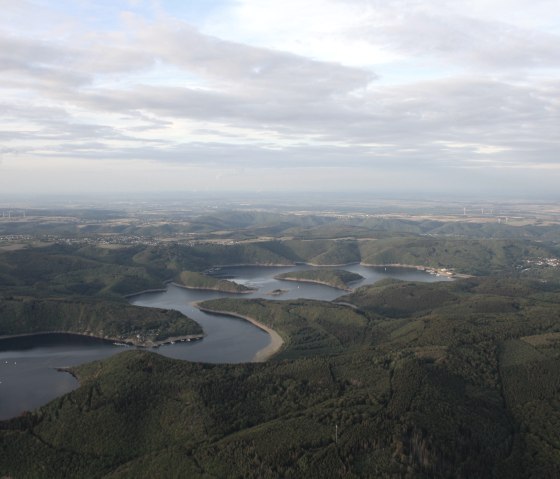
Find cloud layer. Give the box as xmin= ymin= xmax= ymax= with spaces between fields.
xmin=1 ymin=0 xmax=559 ymax=196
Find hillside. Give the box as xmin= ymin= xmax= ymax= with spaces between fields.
xmin=0 ymin=297 xmax=202 ymax=346
xmin=1 ymin=237 xmax=556 ymax=297
xmin=2 ymin=275 xmax=560 ymax=477
xmin=176 ymin=271 xmax=255 ymax=293
xmin=274 ymin=268 xmax=364 ymax=291
xmin=1 ymin=222 xmax=560 ymax=477
xmin=3 ymin=209 xmax=560 ymax=242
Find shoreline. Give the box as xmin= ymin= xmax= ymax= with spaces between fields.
xmin=192 ymin=301 xmax=284 ymax=362
xmin=0 ymin=330 xmax=204 ymax=348
xmin=124 ymin=288 xmax=167 ymax=298
xmin=171 ymin=281 xmax=256 ymax=294
xmin=206 ymin=262 xmax=294 ymax=269
xmin=210 ymin=261 xmax=468 ymax=278
xmin=274 ymin=276 xmax=352 ymax=291
xmin=115 ymin=262 xmax=463 ymax=357
xmin=124 ymin=278 xmax=175 ymax=298
xmin=358 ymin=263 xmax=470 ymax=278
xmin=123 ymin=262 xmax=468 ymax=299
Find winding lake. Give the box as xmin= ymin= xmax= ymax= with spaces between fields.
xmin=0 ymin=265 xmax=450 ymax=419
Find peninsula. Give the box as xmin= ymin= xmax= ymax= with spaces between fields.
xmin=0 ymin=297 xmax=203 ymax=347
xmin=194 ymin=301 xmax=284 ymax=362
xmin=176 ymin=271 xmax=256 ymax=294
xmin=274 ymin=268 xmax=364 ymax=291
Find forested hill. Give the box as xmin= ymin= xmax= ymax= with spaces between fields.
xmin=2 ymin=275 xmax=560 ymax=477
xmin=3 ymin=209 xmax=560 ymax=241
xmin=176 ymin=270 xmax=255 ymax=293
xmin=274 ymin=269 xmax=364 ymax=290
xmin=1 ymin=237 xmax=557 ymax=300
xmin=0 ymin=298 xmax=202 ymax=346
xmin=1 ymin=216 xmax=560 ymax=477
xmin=0 ymin=234 xmax=557 ymax=347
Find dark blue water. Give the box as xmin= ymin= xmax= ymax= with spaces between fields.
xmin=0 ymin=265 xmax=450 ymax=419
xmin=0 ymin=334 xmax=121 ymax=419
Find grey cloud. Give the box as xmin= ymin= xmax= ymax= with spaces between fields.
xmin=138 ymin=22 xmax=375 ymax=98
xmin=0 ymin=35 xmax=93 ymax=89
xmin=22 ymin=72 xmax=560 ymax=173
xmin=359 ymin=10 xmax=560 ymax=69
xmin=1 ymin=19 xmax=377 ymax=134
xmin=30 ymin=140 xmax=406 ymax=168
xmin=1 ymin=4 xmax=559 ymax=196
xmin=0 ymin=33 xmax=155 ymax=94
xmin=0 ymin=19 xmax=374 ymax=100
xmin=0 ymin=34 xmax=72 ymax=66
xmin=1 ymin=103 xmax=71 ymax=121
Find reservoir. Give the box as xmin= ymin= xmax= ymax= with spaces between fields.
xmin=0 ymin=265 xmax=450 ymax=419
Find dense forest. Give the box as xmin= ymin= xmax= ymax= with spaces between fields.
xmin=1 ymin=215 xmax=560 ymax=477
xmin=0 ymin=298 xmax=202 ymax=346
xmin=2 ymin=274 xmax=560 ymax=477
xmin=176 ymin=270 xmax=255 ymax=293
xmin=3 ymin=209 xmax=560 ymax=242
xmin=274 ymin=269 xmax=364 ymax=291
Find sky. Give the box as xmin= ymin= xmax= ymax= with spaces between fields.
xmin=1 ymin=0 xmax=559 ymax=197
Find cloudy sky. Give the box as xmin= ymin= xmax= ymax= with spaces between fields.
xmin=1 ymin=0 xmax=559 ymax=197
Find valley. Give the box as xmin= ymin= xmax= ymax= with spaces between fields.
xmin=1 ymin=199 xmax=560 ymax=477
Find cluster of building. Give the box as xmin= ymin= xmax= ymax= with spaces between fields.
xmin=0 ymin=235 xmax=32 ymax=242
xmin=54 ymin=235 xmax=162 ymax=246
xmin=524 ymin=257 xmax=560 ymax=268
xmin=2 ymin=233 xmax=229 ymax=249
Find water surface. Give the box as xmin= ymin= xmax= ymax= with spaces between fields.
xmin=0 ymin=334 xmax=122 ymax=419
xmin=0 ymin=265 xmax=449 ymax=419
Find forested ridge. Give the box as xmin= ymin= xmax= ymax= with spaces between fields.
xmin=176 ymin=270 xmax=255 ymax=293
xmin=2 ymin=273 xmax=560 ymax=477
xmin=1 ymin=228 xmax=560 ymax=477
xmin=274 ymin=268 xmax=364 ymax=291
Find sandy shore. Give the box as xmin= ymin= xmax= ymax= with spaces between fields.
xmin=193 ymin=302 xmax=284 ymax=362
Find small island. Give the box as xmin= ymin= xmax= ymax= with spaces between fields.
xmin=274 ymin=268 xmax=364 ymax=291
xmin=267 ymin=289 xmax=289 ymax=296
xmin=175 ymin=271 xmax=256 ymax=294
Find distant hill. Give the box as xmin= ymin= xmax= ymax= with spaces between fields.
xmin=4 ymin=209 xmax=560 ymax=241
